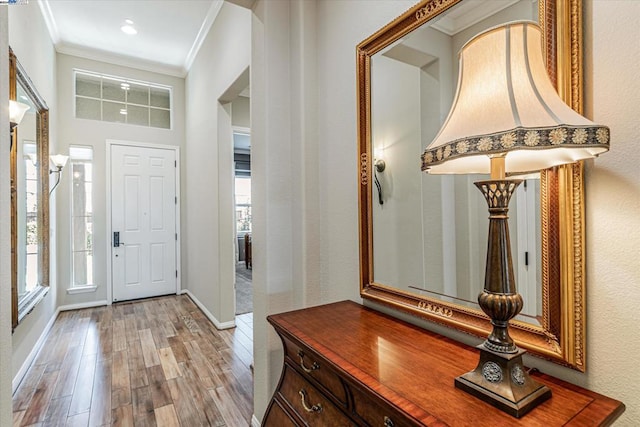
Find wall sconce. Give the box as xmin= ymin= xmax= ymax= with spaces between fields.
xmin=9 ymin=100 xmax=30 ymax=148
xmin=374 ymin=148 xmax=386 ymax=205
xmin=49 ymin=154 xmax=69 ymax=194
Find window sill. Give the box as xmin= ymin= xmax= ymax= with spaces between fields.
xmin=17 ymin=286 xmax=49 ymax=325
xmin=67 ymin=285 xmax=98 ymax=295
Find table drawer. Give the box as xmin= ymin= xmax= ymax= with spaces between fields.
xmin=350 ymin=384 xmax=415 ymax=427
xmin=278 ymin=364 xmax=353 ymax=426
xmin=263 ymin=399 xmax=300 ymax=427
xmin=282 ymin=335 xmax=348 ymax=405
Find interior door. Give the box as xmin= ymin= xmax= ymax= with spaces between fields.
xmin=111 ymin=144 xmax=177 ymax=302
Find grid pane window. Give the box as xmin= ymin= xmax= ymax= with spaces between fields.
xmin=75 ymin=71 xmax=171 ymax=129
xmin=76 ymin=73 xmax=101 ymax=98
xmin=70 ymin=146 xmax=94 ymax=287
xmin=128 ymin=82 xmax=149 ymax=105
xmin=102 ymin=78 xmax=126 ymax=102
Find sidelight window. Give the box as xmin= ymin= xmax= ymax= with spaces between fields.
xmin=70 ymin=146 xmax=94 ymax=289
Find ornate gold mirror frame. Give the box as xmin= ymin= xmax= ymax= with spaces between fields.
xmin=357 ymin=0 xmax=586 ymax=370
xmin=10 ymin=48 xmax=50 ymax=330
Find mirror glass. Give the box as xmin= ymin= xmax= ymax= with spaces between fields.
xmin=359 ymin=0 xmax=589 ymax=371
xmin=16 ymin=82 xmax=40 ymax=304
xmin=11 ymin=49 xmax=50 ymax=329
xmin=370 ymin=0 xmax=542 ymax=324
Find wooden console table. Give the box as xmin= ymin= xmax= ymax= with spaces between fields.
xmin=264 ymin=301 xmax=624 ymax=426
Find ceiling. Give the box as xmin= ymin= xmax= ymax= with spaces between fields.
xmin=430 ymin=0 xmax=521 ymax=35
xmin=39 ymin=0 xmax=223 ymax=77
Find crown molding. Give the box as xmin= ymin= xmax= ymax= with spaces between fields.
xmin=36 ymin=0 xmax=230 ymax=78
xmin=56 ymin=42 xmax=187 ymax=78
xmin=184 ymin=0 xmax=224 ymax=73
xmin=37 ymin=0 xmax=60 ymax=45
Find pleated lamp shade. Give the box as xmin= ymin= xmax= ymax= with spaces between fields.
xmin=421 ymin=21 xmax=609 ymax=175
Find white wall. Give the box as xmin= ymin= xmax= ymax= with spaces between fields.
xmin=8 ymin=0 xmax=59 ymax=381
xmin=55 ymin=53 xmax=186 ymax=308
xmin=581 ymin=1 xmax=640 ymax=424
xmin=250 ymin=0 xmax=330 ymax=420
xmin=0 ymin=7 xmax=12 ymax=426
xmin=185 ymin=2 xmax=251 ymax=327
xmin=371 ymin=54 xmax=425 ymax=290
xmin=232 ymin=95 xmax=250 ymax=128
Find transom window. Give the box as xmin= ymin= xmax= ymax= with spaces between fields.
xmin=75 ymin=70 xmax=171 ymax=129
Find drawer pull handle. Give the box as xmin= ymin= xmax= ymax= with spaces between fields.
xmin=299 ymin=389 xmax=323 ymax=413
xmin=298 ymin=350 xmax=320 ymax=373
xmin=384 ymin=416 xmax=395 ymax=427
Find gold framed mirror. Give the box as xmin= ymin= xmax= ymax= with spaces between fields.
xmin=357 ymin=0 xmax=586 ymax=370
xmin=10 ymin=48 xmax=50 ymax=330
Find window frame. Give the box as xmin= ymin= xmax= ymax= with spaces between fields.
xmin=68 ymin=145 xmax=96 ymax=293
xmin=73 ymin=69 xmax=173 ymax=130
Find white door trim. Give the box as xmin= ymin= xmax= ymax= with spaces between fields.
xmin=106 ymin=139 xmax=181 ymax=305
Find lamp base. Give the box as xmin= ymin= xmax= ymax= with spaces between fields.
xmin=455 ymin=345 xmax=551 ymax=418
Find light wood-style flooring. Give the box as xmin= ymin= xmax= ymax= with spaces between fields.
xmin=12 ymin=295 xmax=253 ymax=427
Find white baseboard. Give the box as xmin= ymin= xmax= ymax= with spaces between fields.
xmin=251 ymin=414 xmax=261 ymax=427
xmin=182 ymin=290 xmax=235 ymax=330
xmin=12 ymin=307 xmax=60 ymax=394
xmin=58 ymin=300 xmax=108 ymax=312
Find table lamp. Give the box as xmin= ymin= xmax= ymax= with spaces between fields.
xmin=421 ymin=21 xmax=609 ymax=417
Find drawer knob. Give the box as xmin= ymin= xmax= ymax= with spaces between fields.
xmin=384 ymin=416 xmax=395 ymax=427
xmin=299 ymin=389 xmax=323 ymax=413
xmin=298 ymin=350 xmax=320 ymax=373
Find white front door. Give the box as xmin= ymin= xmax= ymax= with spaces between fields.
xmin=111 ymin=144 xmax=177 ymax=302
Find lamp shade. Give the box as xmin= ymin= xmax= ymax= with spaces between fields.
xmin=9 ymin=100 xmax=30 ymax=126
xmin=422 ymin=21 xmax=609 ymax=175
xmin=50 ymin=154 xmax=69 ymax=169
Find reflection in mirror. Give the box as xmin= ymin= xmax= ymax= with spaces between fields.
xmin=359 ymin=0 xmax=588 ymax=371
xmin=11 ymin=48 xmax=50 ymax=330
xmin=16 ymin=83 xmax=39 ymax=304
xmin=370 ymin=0 xmax=543 ymax=323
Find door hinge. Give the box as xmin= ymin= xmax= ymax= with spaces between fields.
xmin=176 ymin=270 xmax=178 ymax=278
xmin=525 ymin=251 xmax=529 ymax=267
xmin=175 ymin=233 xmax=178 ymax=241
xmin=174 ymin=160 xmax=177 ymax=167
xmin=175 ymin=196 xmax=177 ymax=204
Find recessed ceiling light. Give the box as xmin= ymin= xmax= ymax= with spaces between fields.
xmin=120 ymin=109 xmax=128 ymax=115
xmin=125 ymin=19 xmax=134 ymax=25
xmin=121 ymin=23 xmax=137 ymax=35
xmin=121 ymin=83 xmax=130 ymax=90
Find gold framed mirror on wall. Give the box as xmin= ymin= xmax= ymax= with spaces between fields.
xmin=10 ymin=48 xmax=50 ymax=330
xmin=357 ymin=0 xmax=586 ymax=370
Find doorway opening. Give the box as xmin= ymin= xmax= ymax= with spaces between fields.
xmin=234 ymin=128 xmax=252 ymax=315
xmin=218 ymin=67 xmax=251 ymax=324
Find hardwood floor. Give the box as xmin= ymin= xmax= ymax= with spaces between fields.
xmin=12 ymin=295 xmax=254 ymax=427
